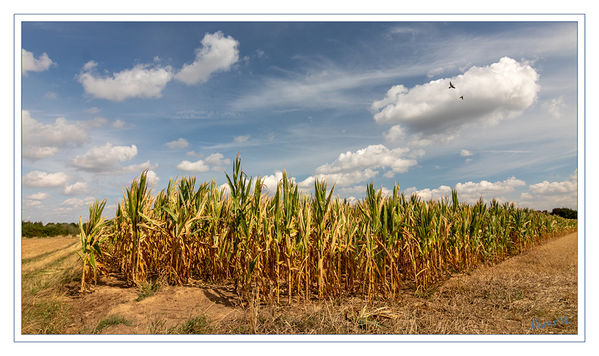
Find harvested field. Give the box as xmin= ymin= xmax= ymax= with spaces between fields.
xmin=21 ymin=235 xmax=77 ymax=260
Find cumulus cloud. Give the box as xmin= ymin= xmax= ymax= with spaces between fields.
xmin=520 ymin=171 xmax=577 ymax=210
xmin=26 ymin=192 xmax=49 ymax=200
xmin=113 ymin=120 xmax=125 ymax=128
xmin=460 ymin=149 xmax=473 ymax=157
xmin=62 ymin=196 xmax=95 ymax=208
xmin=125 ymin=160 xmax=156 ymax=173
xmin=22 ymin=49 xmax=54 ymax=75
xmin=204 ymin=153 xmax=230 ymax=168
xmin=176 ymin=153 xmax=230 ymax=173
xmin=72 ymin=143 xmax=138 ymax=172
xmin=383 ymin=125 xmax=405 ymax=142
xmin=371 ymin=57 xmax=540 ymax=136
xmin=337 ymin=185 xmax=367 ymax=196
xmin=405 ymin=176 xmax=526 ymax=204
xmin=24 ymin=200 xmax=42 ymax=207
xmin=166 ymin=138 xmax=189 ymax=149
xmin=78 ymin=62 xmax=174 ymax=101
xmin=23 ymin=171 xmax=68 ymax=187
xmin=177 ymin=160 xmax=209 ymax=173
xmin=23 ymin=146 xmax=59 ymax=160
xmin=316 ymin=144 xmax=418 ymax=178
xmin=174 ymin=31 xmax=239 ymax=85
xmin=542 ymin=96 xmax=566 ymax=119
xmin=261 ymin=171 xmax=285 ymax=194
xmin=146 ymin=170 xmax=160 ymax=185
xmin=63 ymin=182 xmax=88 ymax=195
xmin=22 ymin=110 xmax=87 ymax=160
xmin=299 ymin=169 xmax=379 ymax=190
xmin=520 ymin=170 xmax=578 ymax=210
xmin=291 ymin=144 xmax=418 ymax=190
xmin=529 ymin=174 xmax=577 ymax=194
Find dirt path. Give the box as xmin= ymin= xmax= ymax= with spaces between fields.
xmin=62 ymin=231 xmax=578 ymax=335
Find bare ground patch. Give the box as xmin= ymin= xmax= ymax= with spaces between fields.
xmin=66 ymin=276 xmax=244 ymax=334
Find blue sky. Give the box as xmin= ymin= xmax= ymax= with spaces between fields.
xmin=20 ymin=21 xmax=578 ymax=223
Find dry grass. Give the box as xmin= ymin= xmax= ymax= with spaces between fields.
xmin=21 ymin=235 xmax=77 ymax=260
xmin=21 ymin=239 xmax=82 ymax=334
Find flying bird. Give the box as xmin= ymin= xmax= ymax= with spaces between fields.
xmin=449 ymin=81 xmax=456 ymax=89
xmin=459 ymin=95 xmax=464 ymax=100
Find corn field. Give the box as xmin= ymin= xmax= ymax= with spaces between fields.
xmin=80 ymin=156 xmax=576 ymax=302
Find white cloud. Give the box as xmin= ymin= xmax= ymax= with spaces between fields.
xmin=166 ymin=138 xmax=189 ymax=149
xmin=176 ymin=160 xmax=210 ymax=173
xmin=176 ymin=152 xmax=230 ymax=173
xmin=22 ymin=110 xmax=87 ymax=160
xmin=174 ymin=31 xmax=239 ymax=85
xmin=204 ymin=153 xmax=230 ymax=168
xmin=383 ymin=125 xmax=404 ymax=142
xmin=22 ymin=49 xmax=54 ymax=75
xmin=23 ymin=171 xmax=68 ymax=187
xmin=82 ymin=60 xmax=98 ymax=71
xmin=406 ymin=177 xmax=526 ymax=204
xmin=23 ymin=146 xmax=59 ymax=160
xmin=24 ymin=199 xmax=42 ymax=207
xmin=529 ymin=173 xmax=577 ymax=194
xmin=78 ymin=62 xmax=174 ymax=101
xmin=72 ymin=143 xmax=138 ymax=172
xmin=315 ymin=144 xmax=418 ymax=177
xmin=520 ymin=172 xmax=577 ymax=210
xmin=234 ymin=135 xmax=250 ymax=143
xmin=337 ymin=185 xmax=367 ymax=196
xmin=62 ymin=196 xmax=95 ymax=208
xmin=261 ymin=171 xmax=284 ymax=194
xmin=26 ymin=192 xmax=49 ymax=200
xmin=292 ymin=144 xmax=417 ymax=190
xmin=63 ymin=182 xmax=88 ymax=195
xmin=460 ymin=149 xmax=473 ymax=157
xmin=299 ymin=169 xmax=378 ymax=190
xmin=146 ymin=170 xmax=160 ymax=185
xmin=219 ymin=183 xmax=231 ymax=196
xmin=113 ymin=120 xmax=125 ymax=128
xmin=125 ymin=160 xmax=156 ymax=173
xmin=542 ymin=96 xmax=566 ymax=119
xmin=371 ymin=57 xmax=540 ymax=136
xmin=186 ymin=150 xmax=203 ymax=157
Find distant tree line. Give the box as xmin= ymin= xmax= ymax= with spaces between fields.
xmin=551 ymin=208 xmax=577 ymax=220
xmin=21 ymin=221 xmax=79 ymax=238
